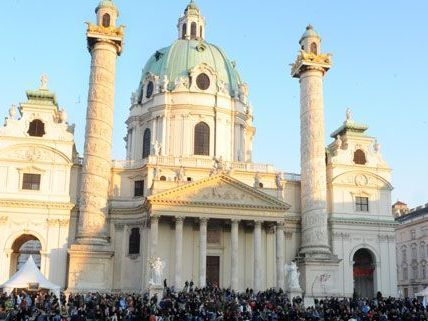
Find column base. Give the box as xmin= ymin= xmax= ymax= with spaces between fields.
xmin=296 ymin=254 xmax=341 ymax=299
xmin=67 ymin=243 xmax=114 ymax=292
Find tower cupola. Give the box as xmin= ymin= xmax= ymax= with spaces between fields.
xmin=96 ymin=0 xmax=119 ymax=28
xmin=299 ymin=25 xmax=321 ymax=55
xmin=177 ymin=0 xmax=206 ymax=40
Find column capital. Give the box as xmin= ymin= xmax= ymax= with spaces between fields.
xmin=231 ymin=218 xmax=241 ymax=224
xmin=254 ymin=219 xmax=263 ymax=226
xmin=199 ymin=217 xmax=209 ymax=224
xmin=151 ymin=215 xmax=160 ymax=222
xmin=175 ymin=216 xmax=185 ymax=223
xmin=276 ymin=221 xmax=286 ymax=231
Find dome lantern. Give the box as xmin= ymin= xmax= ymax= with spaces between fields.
xmin=177 ymin=0 xmax=206 ymax=40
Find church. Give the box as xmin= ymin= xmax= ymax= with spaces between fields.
xmin=0 ymin=0 xmax=398 ymax=298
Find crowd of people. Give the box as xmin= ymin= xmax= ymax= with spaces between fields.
xmin=1 ymin=285 xmax=428 ymax=321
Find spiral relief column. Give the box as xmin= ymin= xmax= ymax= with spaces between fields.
xmin=291 ymin=25 xmax=339 ymax=298
xmin=68 ymin=0 xmax=124 ymax=291
xmin=291 ymin=25 xmax=331 ymax=256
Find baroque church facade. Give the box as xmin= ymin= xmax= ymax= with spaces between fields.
xmin=0 ymin=0 xmax=398 ymax=298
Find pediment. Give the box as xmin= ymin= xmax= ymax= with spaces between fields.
xmin=148 ymin=174 xmax=290 ymax=211
xmin=331 ymin=170 xmax=392 ymax=190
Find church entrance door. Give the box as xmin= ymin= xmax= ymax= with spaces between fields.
xmin=206 ymin=256 xmax=220 ymax=287
xmin=353 ymin=248 xmax=375 ymax=298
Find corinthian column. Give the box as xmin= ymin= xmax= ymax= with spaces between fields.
xmin=199 ymin=218 xmax=208 ymax=288
xmin=253 ymin=220 xmax=262 ymax=291
xmin=276 ymin=223 xmax=285 ymax=289
xmin=150 ymin=216 xmax=159 ymax=258
xmin=291 ymin=25 xmax=332 ymax=256
xmin=230 ymin=219 xmax=240 ymax=290
xmin=175 ymin=217 xmax=184 ymax=289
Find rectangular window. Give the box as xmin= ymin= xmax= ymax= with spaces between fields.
xmin=22 ymin=173 xmax=41 ymax=190
xmin=403 ymin=267 xmax=408 ymax=280
xmin=355 ymin=196 xmax=369 ymax=212
xmin=134 ymin=180 xmax=144 ymax=197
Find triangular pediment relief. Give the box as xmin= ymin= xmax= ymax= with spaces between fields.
xmin=148 ymin=174 xmax=290 ymax=211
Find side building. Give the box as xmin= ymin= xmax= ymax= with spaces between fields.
xmin=396 ymin=204 xmax=428 ymax=297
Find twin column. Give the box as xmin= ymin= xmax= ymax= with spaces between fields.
xmin=151 ymin=216 xmax=286 ymax=291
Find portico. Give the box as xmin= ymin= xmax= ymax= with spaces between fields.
xmin=143 ymin=174 xmax=290 ymax=291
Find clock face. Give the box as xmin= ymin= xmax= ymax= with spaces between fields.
xmin=146 ymin=81 xmax=154 ymax=98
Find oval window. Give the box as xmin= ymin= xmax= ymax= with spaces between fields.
xmin=146 ymin=81 xmax=154 ymax=98
xmin=196 ymin=73 xmax=210 ymax=90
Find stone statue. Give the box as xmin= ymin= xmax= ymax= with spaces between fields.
xmin=238 ymin=83 xmax=249 ymax=104
xmin=149 ymin=257 xmax=165 ymax=286
xmin=130 ymin=91 xmax=138 ymax=105
xmin=174 ymin=76 xmax=189 ymax=90
xmin=213 ymin=156 xmax=224 ymax=173
xmin=334 ymin=135 xmax=342 ymax=149
xmin=217 ymin=80 xmax=226 ymax=94
xmin=374 ymin=140 xmax=381 ymax=153
xmin=275 ymin=172 xmax=283 ymax=190
xmin=285 ymin=261 xmax=301 ymax=290
xmin=153 ymin=166 xmax=161 ymax=180
xmin=153 ymin=140 xmax=162 ymax=156
xmin=58 ymin=109 xmax=68 ymax=123
xmin=8 ymin=104 xmax=16 ymax=119
xmin=40 ymin=74 xmax=48 ymax=90
xmin=346 ymin=108 xmax=352 ymax=121
xmin=254 ymin=172 xmax=261 ymax=188
xmin=160 ymin=75 xmax=169 ymax=92
xmin=176 ymin=166 xmax=185 ymax=182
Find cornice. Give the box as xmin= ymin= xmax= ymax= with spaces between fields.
xmin=330 ymin=217 xmax=398 ymax=227
xmin=0 ymin=199 xmax=75 ymax=210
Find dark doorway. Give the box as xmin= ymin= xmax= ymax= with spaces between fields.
xmin=206 ymin=256 xmax=220 ymax=287
xmin=11 ymin=234 xmax=41 ymax=276
xmin=353 ymin=248 xmax=375 ymax=298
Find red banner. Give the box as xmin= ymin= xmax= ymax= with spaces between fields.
xmin=353 ymin=267 xmax=374 ymax=277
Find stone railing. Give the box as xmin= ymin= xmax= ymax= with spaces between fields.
xmin=111 ymin=155 xmax=301 ymax=181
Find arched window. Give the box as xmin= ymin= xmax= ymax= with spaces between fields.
xmin=160 ymin=176 xmax=167 ymax=181
xmin=128 ymin=228 xmax=140 ymax=255
xmin=353 ymin=149 xmax=367 ymax=165
xmin=191 ymin=22 xmax=197 ymax=39
xmin=182 ymin=23 xmax=187 ymax=39
xmin=310 ymin=42 xmax=317 ymax=54
xmin=28 ymin=119 xmax=45 ymax=137
xmin=142 ymin=129 xmax=151 ymax=159
xmin=194 ymin=122 xmax=210 ymax=156
xmin=102 ymin=13 xmax=111 ymax=28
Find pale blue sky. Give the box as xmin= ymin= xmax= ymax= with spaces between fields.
xmin=0 ymin=1 xmax=427 ymax=208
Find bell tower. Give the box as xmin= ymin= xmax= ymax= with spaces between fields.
xmin=68 ymin=0 xmax=124 ymax=291
xmin=291 ymin=25 xmax=340 ymax=299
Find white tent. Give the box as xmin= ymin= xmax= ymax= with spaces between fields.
xmin=416 ymin=287 xmax=428 ymax=307
xmin=0 ymin=256 xmax=60 ymax=297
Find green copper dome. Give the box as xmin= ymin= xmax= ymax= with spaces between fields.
xmin=138 ymin=39 xmax=243 ymax=98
